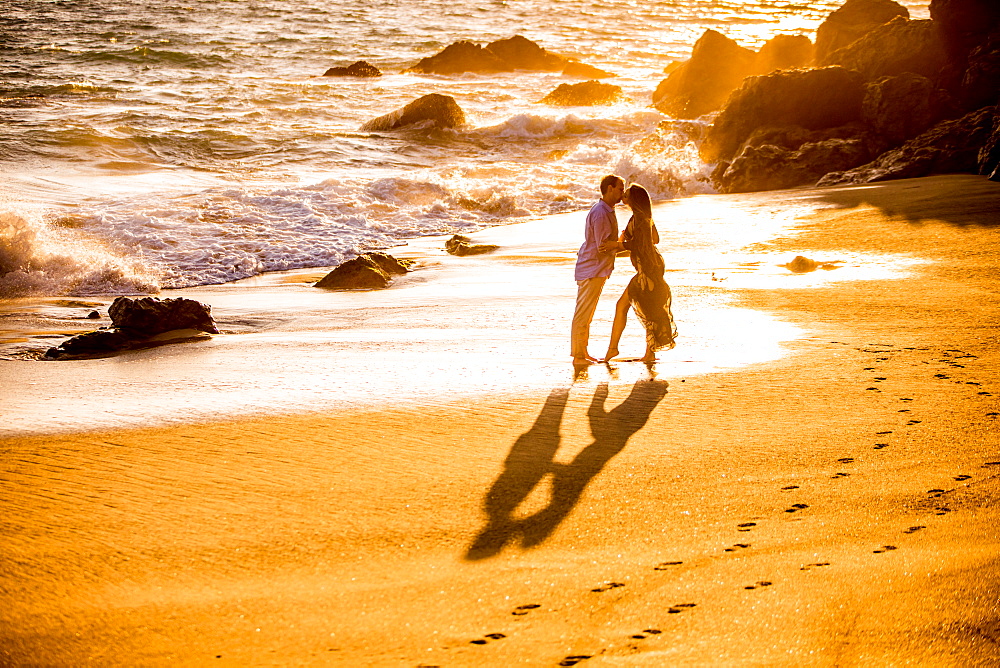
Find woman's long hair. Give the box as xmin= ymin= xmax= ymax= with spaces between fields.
xmin=626 ymin=184 xmax=662 ymax=276
xmin=626 ymin=183 xmax=652 ymax=220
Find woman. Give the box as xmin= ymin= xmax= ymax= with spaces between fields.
xmin=603 ymin=183 xmax=677 ymax=362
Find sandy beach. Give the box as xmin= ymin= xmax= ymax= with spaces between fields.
xmin=3 ymin=174 xmax=1000 ymax=666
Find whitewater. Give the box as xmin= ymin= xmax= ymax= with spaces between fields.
xmin=0 ymin=0 xmax=929 ymax=296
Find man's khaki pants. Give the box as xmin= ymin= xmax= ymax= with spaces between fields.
xmin=570 ymin=276 xmax=607 ymax=359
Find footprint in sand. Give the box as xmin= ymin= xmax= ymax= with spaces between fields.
xmin=876 ymin=431 xmax=893 ymax=435
xmin=873 ymin=545 xmax=898 ymax=553
xmin=900 ymin=398 xmax=913 ymax=402
xmin=654 ymin=561 xmax=683 ymax=570
xmin=837 ymin=457 xmax=855 ymax=463
xmin=874 ymin=443 xmax=889 ymax=449
xmin=736 ymin=522 xmax=756 ymax=532
xmin=954 ymin=474 xmax=972 ymax=481
xmin=785 ymin=503 xmax=809 ymax=513
xmin=724 ymin=543 xmax=751 ymax=552
xmin=781 ymin=485 xmax=800 ymax=491
xmin=986 ymin=412 xmax=999 ymax=418
xmin=744 ymin=581 xmax=773 ymax=590
xmin=935 ymin=506 xmax=952 ymax=516
xmin=512 ymin=604 xmax=540 ymax=616
xmin=984 ymin=462 xmax=1000 ymax=467
xmin=559 ymin=655 xmax=593 ymax=666
xmin=470 ymin=633 xmax=506 ymax=645
xmin=591 ymin=582 xmax=625 ymax=593
xmin=934 ymin=374 xmax=950 ymax=379
xmin=866 ymin=387 xmax=880 ymax=391
xmin=832 ymin=472 xmax=851 ymax=479
xmin=898 ymin=409 xmax=911 ymax=412
xmin=667 ymin=603 xmax=697 ymax=613
xmin=903 ymin=525 xmax=926 ymax=534
xmin=927 ymin=488 xmax=945 ymax=494
xmin=864 ymin=367 xmax=876 ymax=370
xmin=907 ymin=420 xmax=922 ymax=425
xmin=978 ymin=391 xmax=993 ymax=396
xmin=800 ymin=562 xmax=830 ymax=571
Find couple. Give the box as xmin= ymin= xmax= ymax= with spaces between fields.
xmin=570 ymin=175 xmax=677 ymax=366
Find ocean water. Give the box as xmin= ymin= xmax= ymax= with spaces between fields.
xmin=0 ymin=0 xmax=930 ymax=297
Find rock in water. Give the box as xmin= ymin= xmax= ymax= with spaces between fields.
xmin=109 ymin=296 xmax=219 ymax=335
xmin=815 ymin=0 xmax=910 ymax=62
xmin=652 ymin=29 xmax=758 ymax=119
xmin=700 ymin=67 xmax=865 ymax=163
xmin=444 ymin=235 xmax=498 ymax=256
xmin=485 ymin=35 xmax=566 ymax=71
xmin=365 ymin=251 xmax=411 ymax=275
xmin=562 ymin=61 xmax=616 ymax=79
xmin=361 ymin=93 xmax=465 ymax=131
xmin=315 ymin=256 xmax=391 ymax=289
xmin=539 ymin=80 xmax=624 ymax=106
xmin=323 ymin=60 xmax=382 ymax=77
xmin=407 ymin=35 xmax=567 ymax=74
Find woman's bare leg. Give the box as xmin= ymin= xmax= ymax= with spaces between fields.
xmin=604 ymin=290 xmax=631 ymax=361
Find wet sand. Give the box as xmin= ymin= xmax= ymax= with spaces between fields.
xmin=2 ymin=175 xmax=1000 ymax=666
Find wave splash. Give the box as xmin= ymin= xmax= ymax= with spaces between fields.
xmin=0 ymin=212 xmax=160 ymax=298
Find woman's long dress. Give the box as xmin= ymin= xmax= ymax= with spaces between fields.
xmin=622 ymin=214 xmax=677 ymax=351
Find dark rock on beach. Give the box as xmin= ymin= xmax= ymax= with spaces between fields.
xmin=445 ymin=235 xmax=498 ymax=256
xmin=815 ymin=0 xmax=910 ymax=63
xmin=109 ymin=296 xmax=219 ymax=336
xmin=716 ymin=136 xmax=871 ymax=193
xmin=408 ymin=35 xmax=566 ymax=75
xmin=862 ymin=72 xmax=954 ymax=151
xmin=700 ymin=66 xmax=865 ymax=163
xmin=540 ymin=80 xmax=625 ymax=106
xmin=365 ymin=251 xmax=412 ymax=275
xmin=819 ymin=106 xmax=997 ymax=185
xmin=361 ymin=93 xmax=465 ymax=131
xmin=44 ymin=296 xmax=218 ymax=359
xmin=979 ymin=103 xmax=1000 ymax=179
xmin=323 ymin=60 xmax=382 ymax=77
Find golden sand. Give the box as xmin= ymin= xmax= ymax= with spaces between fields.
xmin=2 ymin=176 xmax=1000 ymax=666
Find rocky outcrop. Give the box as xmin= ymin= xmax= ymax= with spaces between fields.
xmin=408 ymin=35 xmax=567 ymax=75
xmin=862 ymin=72 xmax=953 ymax=150
xmin=315 ymin=252 xmax=411 ymax=289
xmin=539 ymin=80 xmax=624 ymax=106
xmin=715 ymin=136 xmax=871 ymax=193
xmin=444 ymin=235 xmax=498 ymax=256
xmin=652 ymin=30 xmax=758 ymax=119
xmin=961 ymin=32 xmax=1000 ymax=110
xmin=979 ymin=103 xmax=1000 ymax=179
xmin=652 ymin=30 xmax=814 ymax=120
xmin=818 ymin=106 xmax=997 ymax=185
xmin=323 ymin=60 xmax=382 ymax=77
xmin=820 ymin=17 xmax=947 ymax=81
xmin=757 ymin=34 xmax=815 ymax=72
xmin=361 ymin=94 xmax=465 ymax=131
xmin=700 ymin=67 xmax=866 ymax=163
xmin=44 ymin=296 xmax=218 ymax=359
xmin=562 ymin=61 xmax=616 ymax=79
xmin=815 ymin=0 xmax=909 ymax=62
xmin=930 ymin=0 xmax=1000 ymax=62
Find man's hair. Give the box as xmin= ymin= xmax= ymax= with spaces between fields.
xmin=600 ymin=174 xmax=624 ymax=196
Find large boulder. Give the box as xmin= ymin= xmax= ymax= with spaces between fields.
xmin=485 ymin=35 xmax=566 ymax=71
xmin=815 ymin=0 xmax=909 ymax=63
xmin=407 ymin=35 xmax=567 ymax=75
xmin=361 ymin=94 xmax=465 ymax=132
xmin=961 ymin=32 xmax=1000 ymax=110
xmin=652 ymin=29 xmax=758 ymax=119
xmin=539 ymin=80 xmax=625 ymax=106
xmin=323 ymin=60 xmax=381 ymax=77
xmin=444 ymin=235 xmax=498 ymax=256
xmin=314 ymin=256 xmax=391 ymax=289
xmin=44 ymin=296 xmax=219 ymax=359
xmin=862 ymin=72 xmax=953 ymax=150
xmin=700 ymin=67 xmax=866 ymax=163
xmin=109 ymin=296 xmax=219 ymax=336
xmin=930 ymin=0 xmax=1000 ymax=62
xmin=820 ymin=17 xmax=947 ymax=81
xmin=756 ymin=34 xmax=815 ymax=73
xmin=364 ymin=251 xmax=411 ymax=275
xmin=978 ymin=102 xmax=1000 ymax=179
xmin=714 ymin=136 xmax=871 ymax=193
xmin=818 ymin=106 xmax=996 ymax=185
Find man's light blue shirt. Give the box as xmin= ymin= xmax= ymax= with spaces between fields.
xmin=574 ymin=199 xmax=618 ymax=281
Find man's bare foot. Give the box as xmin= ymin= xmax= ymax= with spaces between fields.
xmin=603 ymin=348 xmax=619 ymax=362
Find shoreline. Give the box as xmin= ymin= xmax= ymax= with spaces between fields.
xmin=3 ymin=174 xmax=1000 ymax=665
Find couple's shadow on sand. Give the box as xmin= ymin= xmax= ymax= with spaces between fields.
xmin=466 ymin=380 xmax=668 ymax=561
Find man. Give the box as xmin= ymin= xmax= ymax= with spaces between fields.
xmin=571 ymin=174 xmax=625 ymax=365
